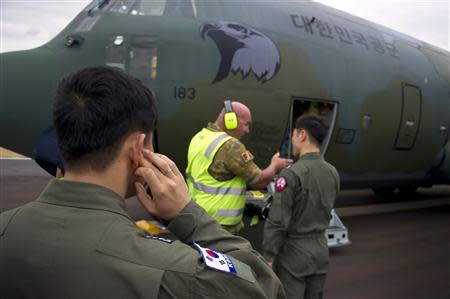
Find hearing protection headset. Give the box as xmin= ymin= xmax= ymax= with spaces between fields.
xmin=223 ymin=100 xmax=238 ymax=130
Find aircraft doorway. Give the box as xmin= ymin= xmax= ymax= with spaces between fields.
xmin=394 ymin=84 xmax=422 ymax=150
xmin=105 ymin=35 xmax=159 ymax=81
xmin=280 ymin=98 xmax=338 ymax=160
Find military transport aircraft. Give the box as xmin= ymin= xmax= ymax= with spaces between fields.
xmin=1 ymin=0 xmax=449 ymax=196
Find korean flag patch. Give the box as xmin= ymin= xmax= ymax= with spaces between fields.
xmin=275 ymin=177 xmax=287 ymax=192
xmin=194 ymin=243 xmax=237 ymax=275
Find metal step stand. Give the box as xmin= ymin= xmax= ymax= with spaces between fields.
xmin=326 ymin=209 xmax=351 ymax=247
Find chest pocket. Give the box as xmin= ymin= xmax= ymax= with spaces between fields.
xmin=99 ymin=218 xmax=207 ymax=297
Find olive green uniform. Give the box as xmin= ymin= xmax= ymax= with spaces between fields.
xmin=0 ymin=179 xmax=285 ymax=299
xmin=207 ymin=123 xmax=261 ymax=185
xmin=263 ymin=153 xmax=340 ymax=299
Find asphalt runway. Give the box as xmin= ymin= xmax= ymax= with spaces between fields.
xmin=326 ymin=206 xmax=450 ymax=299
xmin=1 ymin=159 xmax=450 ymax=298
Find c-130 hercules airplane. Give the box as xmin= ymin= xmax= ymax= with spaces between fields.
xmin=1 ymin=0 xmax=449 ymax=196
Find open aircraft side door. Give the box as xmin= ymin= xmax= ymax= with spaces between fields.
xmin=279 ymin=97 xmax=337 ymax=159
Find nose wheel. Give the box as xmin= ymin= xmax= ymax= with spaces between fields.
xmin=372 ymin=187 xmax=395 ymax=197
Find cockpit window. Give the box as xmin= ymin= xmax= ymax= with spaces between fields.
xmin=86 ymin=0 xmax=113 ymax=16
xmin=132 ymin=1 xmax=166 ymax=16
xmin=75 ymin=0 xmax=113 ymax=32
xmin=163 ymin=0 xmax=196 ymax=17
xmin=110 ymin=0 xmax=135 ymax=14
xmin=110 ymin=0 xmax=196 ymax=17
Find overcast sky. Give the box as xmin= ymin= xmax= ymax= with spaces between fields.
xmin=1 ymin=0 xmax=448 ymax=53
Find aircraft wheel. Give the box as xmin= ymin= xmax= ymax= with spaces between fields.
xmin=372 ymin=187 xmax=396 ymax=197
xmin=398 ymin=186 xmax=418 ymax=194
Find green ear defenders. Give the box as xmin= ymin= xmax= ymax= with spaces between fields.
xmin=223 ymin=100 xmax=238 ymax=130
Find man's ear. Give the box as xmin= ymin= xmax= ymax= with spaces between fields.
xmin=300 ymin=129 xmax=308 ymax=142
xmin=130 ymin=133 xmax=146 ymax=169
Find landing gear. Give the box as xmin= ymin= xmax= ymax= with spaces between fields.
xmin=372 ymin=186 xmax=419 ymax=197
xmin=398 ymin=186 xmax=418 ymax=195
xmin=372 ymin=187 xmax=395 ymax=197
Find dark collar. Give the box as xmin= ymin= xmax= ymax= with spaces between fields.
xmin=37 ymin=179 xmax=131 ymax=220
xmin=299 ymin=152 xmax=322 ymax=161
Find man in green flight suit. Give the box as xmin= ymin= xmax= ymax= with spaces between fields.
xmin=0 ymin=66 xmax=285 ymax=299
xmin=186 ymin=101 xmax=292 ymax=234
xmin=263 ymin=115 xmax=340 ymax=299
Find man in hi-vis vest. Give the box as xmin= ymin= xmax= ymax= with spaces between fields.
xmin=186 ymin=101 xmax=292 ymax=234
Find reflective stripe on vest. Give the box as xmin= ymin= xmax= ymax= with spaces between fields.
xmin=217 ymin=208 xmax=244 ymax=217
xmin=186 ymin=174 xmax=246 ymax=196
xmin=186 ymin=128 xmax=247 ymax=226
xmin=205 ymin=134 xmax=230 ymax=158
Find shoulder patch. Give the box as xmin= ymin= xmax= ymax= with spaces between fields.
xmin=241 ymin=150 xmax=254 ymax=162
xmin=275 ymin=176 xmax=287 ymax=192
xmin=194 ymin=243 xmax=237 ymax=276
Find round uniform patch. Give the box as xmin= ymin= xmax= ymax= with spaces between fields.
xmin=275 ymin=177 xmax=287 ymax=192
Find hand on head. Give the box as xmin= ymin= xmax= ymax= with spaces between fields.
xmin=134 ymin=149 xmax=190 ymax=221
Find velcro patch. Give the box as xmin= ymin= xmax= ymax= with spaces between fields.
xmin=150 ymin=236 xmax=174 ymax=244
xmin=241 ymin=150 xmax=254 ymax=162
xmin=275 ymin=176 xmax=287 ymax=192
xmin=139 ymin=232 xmax=174 ymax=244
xmin=194 ymin=243 xmax=237 ymax=275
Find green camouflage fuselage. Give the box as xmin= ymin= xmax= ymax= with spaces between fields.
xmin=1 ymin=0 xmax=449 ymax=189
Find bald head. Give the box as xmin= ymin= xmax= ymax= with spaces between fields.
xmin=215 ymin=101 xmax=252 ymax=139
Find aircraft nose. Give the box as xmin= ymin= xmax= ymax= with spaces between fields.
xmin=0 ymin=47 xmax=65 ymax=156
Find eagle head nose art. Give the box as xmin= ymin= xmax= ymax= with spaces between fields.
xmin=200 ymin=21 xmax=281 ymax=84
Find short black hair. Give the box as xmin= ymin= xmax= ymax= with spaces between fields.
xmin=53 ymin=66 xmax=158 ymax=171
xmin=293 ymin=115 xmax=327 ymax=146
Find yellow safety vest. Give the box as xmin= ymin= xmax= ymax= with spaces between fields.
xmin=186 ymin=128 xmax=247 ymax=225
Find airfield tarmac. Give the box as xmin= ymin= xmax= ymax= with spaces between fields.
xmin=1 ymin=158 xmax=450 ymax=299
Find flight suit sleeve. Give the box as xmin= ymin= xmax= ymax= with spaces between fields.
xmin=333 ymin=167 xmax=341 ymax=194
xmin=159 ymin=200 xmax=285 ymax=299
xmin=216 ymin=139 xmax=262 ymax=185
xmin=262 ymin=169 xmax=299 ymax=262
